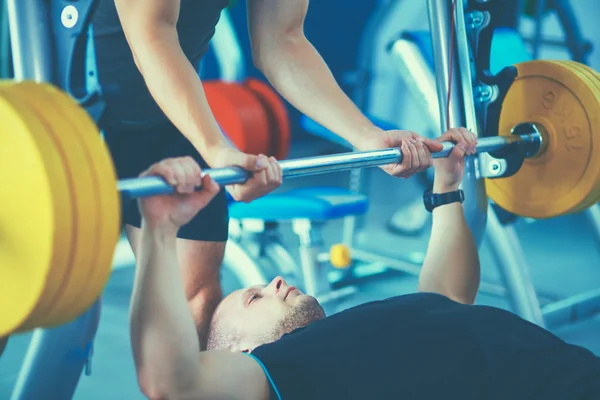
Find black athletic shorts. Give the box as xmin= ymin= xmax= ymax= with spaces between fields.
xmin=102 ymin=120 xmax=229 ymax=242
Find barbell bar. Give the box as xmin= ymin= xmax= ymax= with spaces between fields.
xmin=119 ymin=124 xmax=544 ymax=199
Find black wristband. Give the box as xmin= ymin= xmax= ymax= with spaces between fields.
xmin=423 ymin=189 xmax=465 ymax=212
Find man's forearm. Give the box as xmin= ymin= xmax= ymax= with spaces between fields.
xmin=257 ymin=37 xmax=378 ymax=148
xmin=418 ymin=200 xmax=480 ymax=304
xmin=130 ymin=223 xmax=201 ymax=397
xmin=128 ymin=27 xmax=230 ymax=163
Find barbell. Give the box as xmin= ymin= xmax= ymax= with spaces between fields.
xmin=1 ymin=60 xmax=599 ymax=337
xmin=118 ymin=128 xmax=542 ymax=198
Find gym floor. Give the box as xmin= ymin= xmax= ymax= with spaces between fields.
xmin=1 ymin=137 xmax=600 ymax=399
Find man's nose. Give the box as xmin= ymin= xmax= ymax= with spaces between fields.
xmin=268 ymin=276 xmax=287 ymax=294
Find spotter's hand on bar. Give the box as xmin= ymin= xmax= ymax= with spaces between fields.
xmin=355 ymin=128 xmax=444 ymax=178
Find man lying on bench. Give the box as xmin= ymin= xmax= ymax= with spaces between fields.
xmin=130 ymin=129 xmax=600 ymax=400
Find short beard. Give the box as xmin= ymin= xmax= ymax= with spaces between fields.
xmin=248 ymin=296 xmax=326 ymax=349
xmin=277 ymin=296 xmax=326 ymax=338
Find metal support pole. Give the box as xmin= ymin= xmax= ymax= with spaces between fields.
xmin=10 ymin=301 xmax=101 ymax=400
xmin=532 ymin=0 xmax=546 ymax=59
xmin=427 ymin=0 xmax=488 ymax=245
xmin=292 ymin=219 xmax=329 ymax=297
xmin=1 ymin=0 xmax=10 ymax=78
xmin=584 ymin=204 xmax=600 ymax=248
xmin=6 ymin=0 xmax=54 ymax=81
xmin=552 ymin=0 xmax=591 ymax=63
xmin=485 ymin=208 xmax=545 ymax=326
xmin=342 ymin=169 xmax=360 ymax=247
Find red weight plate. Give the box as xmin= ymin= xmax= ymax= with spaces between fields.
xmin=245 ymin=78 xmax=291 ymax=160
xmin=203 ymin=81 xmax=270 ymax=156
xmin=221 ymin=82 xmax=271 ymax=156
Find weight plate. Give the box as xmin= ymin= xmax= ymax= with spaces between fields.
xmin=0 ymin=89 xmax=74 ymax=336
xmin=3 ymin=83 xmax=100 ymax=329
xmin=543 ymin=61 xmax=595 ymax=214
xmin=486 ymin=60 xmax=600 ymax=219
xmin=204 ymin=81 xmax=270 ymax=156
xmin=554 ymin=61 xmax=600 ymax=212
xmin=584 ymin=65 xmax=600 ymax=205
xmin=0 ymin=84 xmax=78 ymax=331
xmin=245 ymin=79 xmax=291 ymax=160
xmin=43 ymin=85 xmax=120 ymax=321
xmin=30 ymin=85 xmax=104 ymax=327
xmin=566 ymin=62 xmax=600 ymax=208
xmin=222 ymin=82 xmax=271 ymax=156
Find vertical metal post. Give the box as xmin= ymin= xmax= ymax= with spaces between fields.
xmin=427 ymin=0 xmax=488 ymax=245
xmin=427 ymin=0 xmax=545 ymax=325
xmin=515 ymin=0 xmax=526 ymax=32
xmin=341 ymin=170 xmax=360 ymax=247
xmin=485 ymin=210 xmax=545 ymax=326
xmin=6 ymin=0 xmax=54 ymax=81
xmin=585 ymin=204 xmax=600 ymax=248
xmin=1 ymin=0 xmax=9 ymax=77
xmin=293 ymin=219 xmax=329 ymax=297
xmin=10 ymin=302 xmax=101 ymax=400
xmin=532 ymin=0 xmax=546 ymax=59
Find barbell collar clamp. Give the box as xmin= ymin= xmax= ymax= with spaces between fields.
xmin=476 ymin=122 xmax=544 ymax=179
xmin=118 ymin=123 xmax=543 ymax=199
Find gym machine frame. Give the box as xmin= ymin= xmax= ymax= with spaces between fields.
xmin=340 ymin=0 xmax=544 ymax=316
xmin=427 ymin=0 xmax=600 ymax=329
xmin=428 ymin=0 xmax=548 ymax=325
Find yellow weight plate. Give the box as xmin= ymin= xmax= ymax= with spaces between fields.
xmin=553 ymin=61 xmax=600 ymax=212
xmin=17 ymin=83 xmax=105 ymax=327
xmin=0 ymin=83 xmax=80 ymax=330
xmin=0 ymin=88 xmax=74 ymax=336
xmin=2 ymin=82 xmax=100 ymax=330
xmin=567 ymin=62 xmax=600 ymax=208
xmin=41 ymin=85 xmax=121 ymax=322
xmin=486 ymin=60 xmax=600 ymax=219
xmin=584 ymin=65 xmax=600 ymax=205
xmin=0 ymin=83 xmax=77 ymax=331
xmin=543 ymin=61 xmax=598 ymax=213
xmin=555 ymin=61 xmax=600 ymax=212
xmin=19 ymin=85 xmax=100 ymax=328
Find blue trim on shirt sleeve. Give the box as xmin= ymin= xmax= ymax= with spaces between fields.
xmin=247 ymin=354 xmax=282 ymax=400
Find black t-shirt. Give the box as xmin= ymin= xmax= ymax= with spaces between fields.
xmin=251 ymin=293 xmax=600 ymax=400
xmin=91 ymin=0 xmax=228 ymax=127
